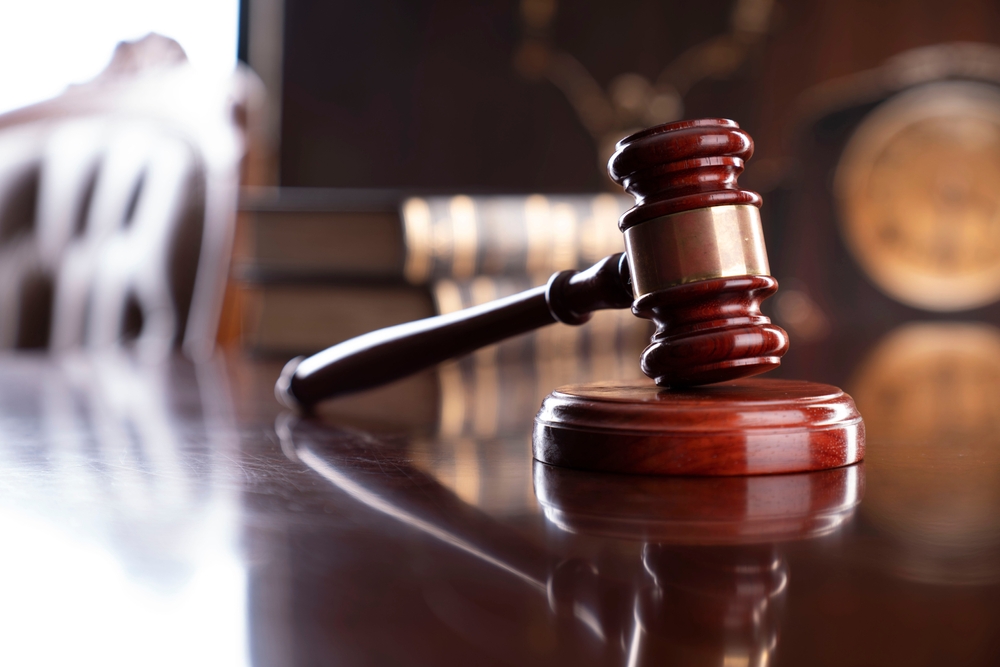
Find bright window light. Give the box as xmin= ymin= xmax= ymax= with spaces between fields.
xmin=0 ymin=0 xmax=240 ymax=115
xmin=0 ymin=507 xmax=249 ymax=667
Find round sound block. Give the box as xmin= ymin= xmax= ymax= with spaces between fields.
xmin=532 ymin=378 xmax=864 ymax=476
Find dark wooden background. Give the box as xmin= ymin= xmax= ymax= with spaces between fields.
xmin=277 ymin=0 xmax=1000 ymax=192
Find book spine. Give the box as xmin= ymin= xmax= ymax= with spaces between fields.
xmin=402 ymin=194 xmax=631 ymax=283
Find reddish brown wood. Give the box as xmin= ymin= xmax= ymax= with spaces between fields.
xmin=608 ymin=118 xmax=789 ymax=387
xmin=608 ymin=118 xmax=762 ymax=230
xmin=635 ymin=275 xmax=789 ymax=386
xmin=533 ymin=378 xmax=865 ymax=476
xmin=534 ymin=461 xmax=863 ymax=544
xmin=632 ymin=542 xmax=788 ymax=664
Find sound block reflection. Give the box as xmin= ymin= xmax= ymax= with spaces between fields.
xmin=535 ymin=456 xmax=865 ymax=666
xmin=533 ymin=461 xmax=864 ymax=544
xmin=533 ymin=378 xmax=865 ymax=475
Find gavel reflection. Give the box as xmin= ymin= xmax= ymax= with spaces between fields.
xmin=279 ymin=418 xmax=863 ymax=665
xmin=277 ymin=119 xmax=789 ymax=410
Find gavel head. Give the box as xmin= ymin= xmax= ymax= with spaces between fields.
xmin=608 ymin=118 xmax=789 ymax=386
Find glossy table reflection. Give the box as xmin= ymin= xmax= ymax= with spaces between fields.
xmin=2 ymin=338 xmax=1000 ymax=666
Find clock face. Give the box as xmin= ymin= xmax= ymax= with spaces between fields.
xmin=835 ymin=82 xmax=1000 ymax=311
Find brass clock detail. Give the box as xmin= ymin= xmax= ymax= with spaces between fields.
xmin=835 ymin=81 xmax=1000 ymax=311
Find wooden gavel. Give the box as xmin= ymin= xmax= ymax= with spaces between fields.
xmin=276 ymin=119 xmax=790 ymax=410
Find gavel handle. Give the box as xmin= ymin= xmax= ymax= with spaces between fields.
xmin=276 ymin=253 xmax=634 ymax=410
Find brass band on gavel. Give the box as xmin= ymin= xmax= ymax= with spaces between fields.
xmin=623 ymin=204 xmax=769 ymax=298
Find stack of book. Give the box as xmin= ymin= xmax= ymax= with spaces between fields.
xmin=231 ymin=187 xmax=650 ymax=371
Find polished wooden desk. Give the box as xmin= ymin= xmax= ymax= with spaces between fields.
xmin=1 ymin=338 xmax=999 ymax=666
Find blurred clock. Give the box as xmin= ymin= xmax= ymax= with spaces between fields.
xmin=765 ymin=45 xmax=1000 ymax=387
xmin=835 ymin=82 xmax=1000 ymax=311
